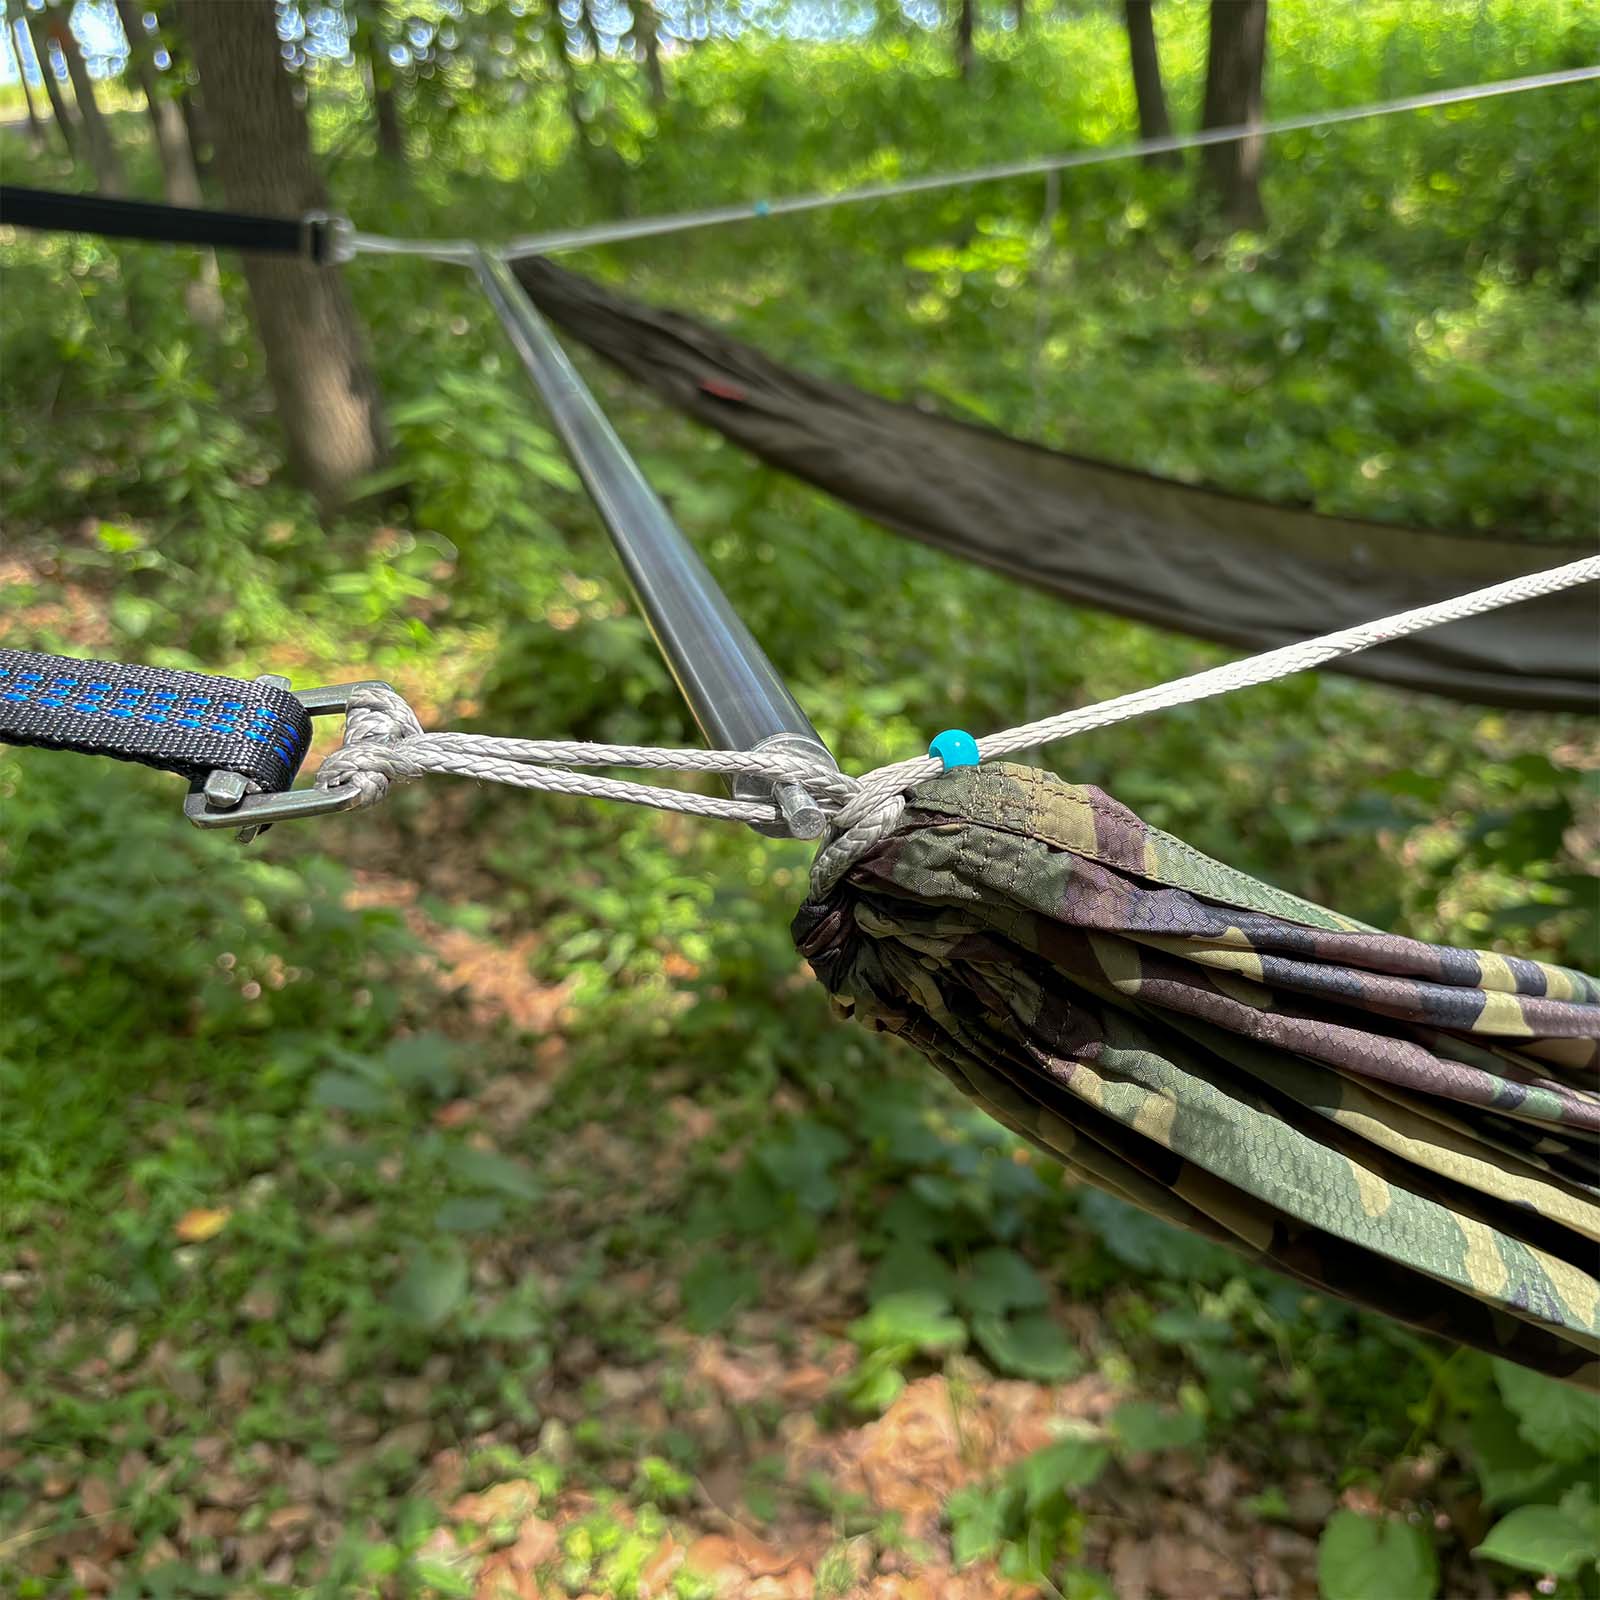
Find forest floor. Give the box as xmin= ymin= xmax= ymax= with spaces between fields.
xmin=4 ymin=5 xmax=1598 ymax=1596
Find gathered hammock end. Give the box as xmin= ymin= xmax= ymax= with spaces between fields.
xmin=794 ymin=764 xmax=1600 ymax=1386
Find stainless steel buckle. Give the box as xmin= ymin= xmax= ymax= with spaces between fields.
xmin=184 ymin=679 xmax=387 ymax=842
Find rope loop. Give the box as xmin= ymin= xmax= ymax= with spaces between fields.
xmin=292 ymin=558 xmax=1597 ymax=883
xmin=313 ymin=685 xmax=863 ymax=835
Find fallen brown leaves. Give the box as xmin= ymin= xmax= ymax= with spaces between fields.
xmin=343 ymin=871 xmax=574 ymax=1040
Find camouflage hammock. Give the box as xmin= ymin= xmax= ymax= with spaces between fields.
xmin=794 ymin=765 xmax=1600 ymax=1384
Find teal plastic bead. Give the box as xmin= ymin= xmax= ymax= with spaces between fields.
xmin=928 ymin=729 xmax=980 ymax=772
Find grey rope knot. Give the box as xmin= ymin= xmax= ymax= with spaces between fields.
xmin=316 ymin=684 xmax=426 ymax=807
xmin=307 ymin=684 xmax=869 ymax=836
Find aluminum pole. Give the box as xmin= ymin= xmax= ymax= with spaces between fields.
xmin=471 ymin=248 xmax=834 ymax=838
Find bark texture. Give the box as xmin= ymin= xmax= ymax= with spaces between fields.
xmin=51 ymin=7 xmax=125 ymax=192
xmin=1123 ymin=0 xmax=1178 ymax=167
xmin=25 ymin=9 xmax=79 ymax=160
xmin=177 ymin=0 xmax=388 ymax=508
xmin=954 ymin=0 xmax=974 ymax=80
xmin=360 ymin=17 xmax=404 ymax=162
xmin=1200 ymin=0 xmax=1268 ymax=227
xmin=116 ymin=0 xmax=222 ymax=324
xmin=634 ymin=0 xmax=665 ymax=106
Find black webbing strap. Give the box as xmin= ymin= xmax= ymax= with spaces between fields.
xmin=0 ymin=186 xmax=343 ymax=263
xmin=0 ymin=649 xmax=314 ymax=792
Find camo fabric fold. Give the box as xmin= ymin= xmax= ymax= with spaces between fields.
xmin=793 ymin=765 xmax=1600 ymax=1383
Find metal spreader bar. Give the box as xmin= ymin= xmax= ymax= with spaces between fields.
xmin=471 ymin=248 xmax=836 ymax=839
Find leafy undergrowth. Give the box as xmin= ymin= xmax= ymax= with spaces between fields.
xmin=3 ymin=666 xmax=1596 ymax=1599
xmin=3 ymin=2 xmax=1600 ymax=1597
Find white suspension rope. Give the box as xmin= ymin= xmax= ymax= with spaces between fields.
xmin=343 ymin=66 xmax=1600 ymax=264
xmin=311 ymin=559 xmax=1598 ymax=873
xmin=808 ymin=555 xmax=1600 ymax=889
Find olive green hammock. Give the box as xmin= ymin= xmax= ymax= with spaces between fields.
xmin=793 ymin=766 xmax=1599 ymax=1385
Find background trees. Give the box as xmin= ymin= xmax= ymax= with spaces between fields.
xmin=20 ymin=3 xmax=80 ymax=158
xmin=1123 ymin=0 xmax=1176 ymax=164
xmin=0 ymin=0 xmax=1282 ymax=515
xmin=1 ymin=5 xmax=1597 ymax=1597
xmin=176 ymin=0 xmax=388 ymax=508
xmin=1200 ymin=0 xmax=1270 ymax=225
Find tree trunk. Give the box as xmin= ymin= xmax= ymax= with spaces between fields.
xmin=115 ymin=0 xmax=222 ymax=326
xmin=634 ymin=0 xmax=664 ymax=106
xmin=176 ymin=0 xmax=388 ymax=509
xmin=24 ymin=9 xmax=79 ymax=160
xmin=50 ymin=8 xmax=125 ymax=193
xmin=1012 ymin=0 xmax=1025 ymax=32
xmin=1123 ymin=1 xmax=1177 ymax=167
xmin=573 ymin=0 xmax=601 ymax=59
xmin=954 ymin=0 xmax=974 ymax=80
xmin=154 ymin=4 xmax=215 ymax=176
xmin=1200 ymin=0 xmax=1268 ymax=227
xmin=176 ymin=75 xmax=211 ymax=174
xmin=115 ymin=0 xmax=198 ymax=203
xmin=544 ymin=0 xmax=591 ymax=154
xmin=361 ymin=20 xmax=404 ymax=162
xmin=8 ymin=17 xmax=46 ymax=149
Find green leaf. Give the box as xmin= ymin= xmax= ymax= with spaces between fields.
xmin=1015 ymin=1440 xmax=1110 ymax=1510
xmin=310 ymin=1069 xmax=390 ymax=1114
xmin=381 ymin=1034 xmax=458 ymax=1096
xmin=869 ymin=1242 xmax=957 ymax=1303
xmin=1318 ymin=1511 xmax=1439 ymax=1600
xmin=389 ymin=1242 xmax=469 ymax=1330
xmin=1148 ymin=1308 xmax=1232 ymax=1345
xmin=1474 ymin=1502 xmax=1598 ymax=1581
xmin=96 ymin=521 xmax=145 ymax=553
xmin=1469 ymin=1394 xmax=1563 ymax=1507
xmin=346 ymin=461 xmax=417 ymax=499
xmin=1559 ymin=1483 xmax=1600 ymax=1543
xmin=1061 ymin=1569 xmax=1119 ymax=1600
xmin=848 ymin=1291 xmax=968 ymax=1357
xmin=440 ymin=1144 xmax=539 ymax=1201
xmin=957 ymin=1247 xmax=1049 ymax=1315
xmin=1494 ymin=1360 xmax=1600 ymax=1464
xmin=409 ymin=1558 xmax=474 ymax=1597
xmin=680 ymin=1258 xmax=759 ymax=1333
xmin=1193 ymin=1347 xmax=1259 ymax=1420
xmin=844 ymin=1350 xmax=907 ymax=1415
xmin=1075 ymin=1190 xmax=1235 ymax=1281
xmin=478 ymin=1299 xmax=546 ymax=1340
xmin=1109 ymin=1402 xmax=1205 ymax=1455
xmin=947 ymin=1482 xmax=1015 ymax=1567
xmin=434 ymin=1196 xmax=507 ymax=1233
xmin=875 ymin=1192 xmax=948 ymax=1244
xmin=972 ymin=1311 xmax=1082 ymax=1382
xmin=754 ymin=1120 xmax=851 ymax=1215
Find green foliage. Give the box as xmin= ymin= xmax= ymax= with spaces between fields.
xmin=843 ymin=1290 xmax=968 ymax=1413
xmin=2 ymin=2 xmax=1596 ymax=1593
xmin=388 ymin=1241 xmax=471 ymax=1330
xmin=945 ymin=1437 xmax=1111 ymax=1590
xmin=1450 ymin=1365 xmax=1600 ymax=1594
xmin=1107 ymin=1401 xmax=1206 ymax=1455
xmin=1494 ymin=1360 xmax=1600 ymax=1464
xmin=1317 ymin=1510 xmax=1440 ymax=1600
xmin=969 ymin=1311 xmax=1083 ymax=1383
xmin=1475 ymin=1487 xmax=1600 ymax=1585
